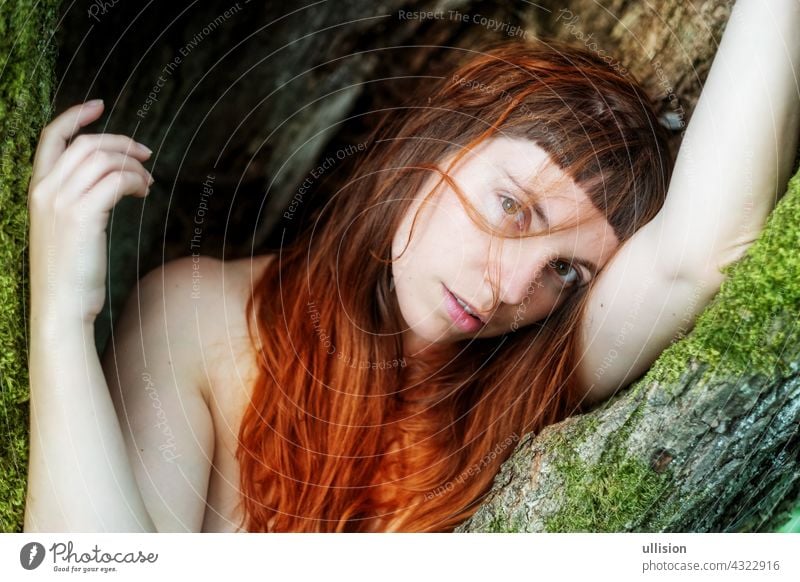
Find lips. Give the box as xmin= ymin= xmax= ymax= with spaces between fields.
xmin=443 ymin=284 xmax=486 ymax=333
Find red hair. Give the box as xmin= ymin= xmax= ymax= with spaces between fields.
xmin=235 ymin=39 xmax=672 ymax=531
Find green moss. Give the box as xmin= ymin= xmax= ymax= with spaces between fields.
xmin=0 ymin=0 xmax=61 ymax=532
xmin=644 ymin=168 xmax=800 ymax=387
xmin=543 ymin=407 xmax=676 ymax=532
xmin=544 ymin=444 xmax=675 ymax=531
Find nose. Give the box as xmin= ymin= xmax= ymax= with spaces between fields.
xmin=491 ymin=239 xmax=554 ymax=306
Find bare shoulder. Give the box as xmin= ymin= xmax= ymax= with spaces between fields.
xmin=198 ymin=252 xmax=275 ymax=398
xmin=203 ymin=252 xmax=276 ymax=352
xmin=101 ymin=253 xmax=275 ymax=531
xmin=218 ymin=253 xmax=276 ymax=306
xmin=150 ymin=253 xmax=276 ymax=398
xmin=101 ymin=255 xmax=222 ymax=531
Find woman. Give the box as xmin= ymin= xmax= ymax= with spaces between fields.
xmin=25 ymin=0 xmax=800 ymax=532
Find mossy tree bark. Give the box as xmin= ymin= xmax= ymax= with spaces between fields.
xmin=0 ymin=0 xmax=61 ymax=532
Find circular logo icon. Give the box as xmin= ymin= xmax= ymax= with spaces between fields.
xmin=20 ymin=542 xmax=46 ymax=570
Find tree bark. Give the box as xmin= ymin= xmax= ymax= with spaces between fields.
xmin=457 ymin=341 xmax=800 ymax=532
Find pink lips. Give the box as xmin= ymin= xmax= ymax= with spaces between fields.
xmin=443 ymin=284 xmax=485 ymax=333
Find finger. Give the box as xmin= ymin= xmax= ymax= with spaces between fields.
xmin=56 ymin=151 xmax=153 ymax=204
xmin=48 ymin=133 xmax=152 ymax=186
xmin=82 ymin=170 xmax=151 ymax=217
xmin=31 ymin=100 xmax=105 ymax=187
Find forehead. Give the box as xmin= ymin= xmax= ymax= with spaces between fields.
xmin=450 ymin=136 xmax=600 ymax=219
xmin=454 ymin=135 xmax=569 ymax=190
xmin=447 ymin=135 xmax=621 ymax=269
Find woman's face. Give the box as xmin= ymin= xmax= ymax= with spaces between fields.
xmin=391 ymin=136 xmax=621 ymax=354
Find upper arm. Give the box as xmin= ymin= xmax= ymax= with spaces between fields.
xmin=101 ymin=256 xmax=220 ymax=532
xmin=576 ymin=221 xmax=726 ymax=406
xmin=576 ymin=0 xmax=800 ymax=406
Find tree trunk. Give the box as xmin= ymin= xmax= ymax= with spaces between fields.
xmin=457 ymin=272 xmax=800 ymax=532
xmin=0 ymin=0 xmax=61 ymax=533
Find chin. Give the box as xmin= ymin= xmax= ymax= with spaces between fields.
xmin=399 ymin=309 xmax=455 ymax=351
xmin=406 ymin=318 xmax=445 ymax=343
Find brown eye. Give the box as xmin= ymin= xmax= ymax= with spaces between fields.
xmin=497 ymin=194 xmax=529 ymax=231
xmin=548 ymin=259 xmax=581 ymax=286
xmin=501 ymin=196 xmax=519 ymax=214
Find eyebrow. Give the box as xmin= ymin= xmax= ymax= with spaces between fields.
xmin=502 ymin=169 xmax=599 ymax=279
xmin=502 ymin=169 xmax=550 ymax=230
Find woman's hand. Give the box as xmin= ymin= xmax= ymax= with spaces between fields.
xmin=28 ymin=99 xmax=154 ymax=324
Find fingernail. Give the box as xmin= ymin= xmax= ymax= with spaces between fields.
xmin=137 ymin=142 xmax=153 ymax=155
xmin=86 ymin=98 xmax=104 ymax=107
xmin=146 ymin=171 xmax=155 ymax=185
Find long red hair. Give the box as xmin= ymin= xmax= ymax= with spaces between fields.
xmin=235 ymin=39 xmax=672 ymax=532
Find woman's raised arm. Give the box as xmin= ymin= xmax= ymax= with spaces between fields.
xmin=577 ymin=0 xmax=800 ymax=403
xmin=24 ymin=101 xmax=158 ymax=531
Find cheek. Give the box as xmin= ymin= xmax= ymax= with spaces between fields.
xmin=390 ymin=201 xmax=423 ymax=273
xmin=509 ymin=282 xmax=570 ymax=325
xmin=390 ymin=203 xmax=440 ymax=316
xmin=392 ymin=192 xmax=472 ymax=268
